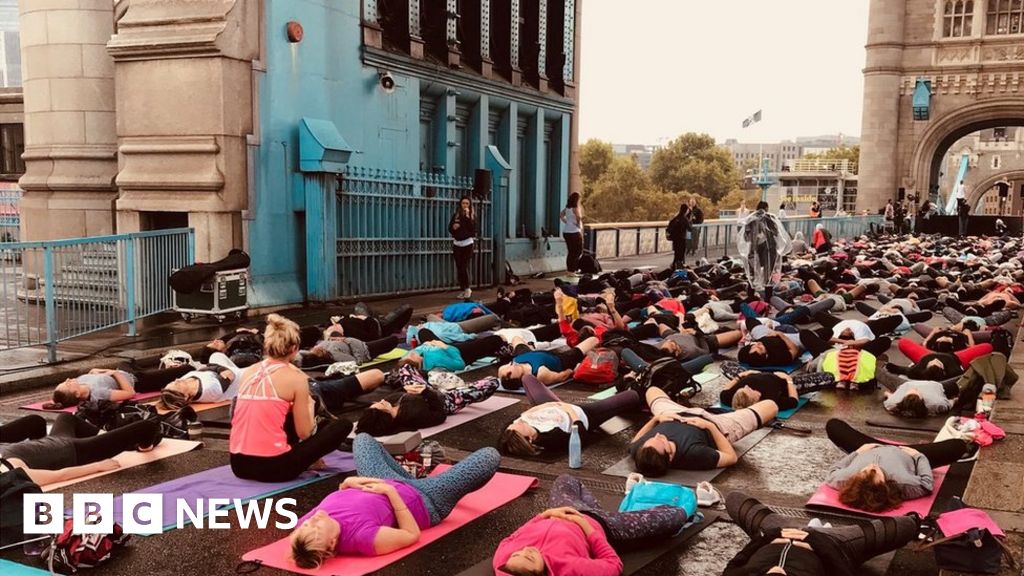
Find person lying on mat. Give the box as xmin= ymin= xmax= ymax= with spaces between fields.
xmin=197 ymin=327 xmax=264 ymax=367
xmin=294 ymin=322 xmax=400 ymax=368
xmin=0 ymin=413 xmax=160 ymax=485
xmin=629 ymin=386 xmax=777 ymax=477
xmin=307 ymin=370 xmax=386 ymax=412
xmin=399 ymin=330 xmax=506 ymax=372
xmin=288 ymin=434 xmax=499 ymax=566
xmin=798 ymin=315 xmax=903 ymax=357
xmin=157 ymin=351 xmax=243 ymax=410
xmin=229 ymin=314 xmax=354 ymax=483
xmin=735 ymin=318 xmax=805 ymax=368
xmin=881 ymin=379 xmax=956 ymax=418
xmin=356 ymin=365 xmax=499 ymax=436
xmin=493 ymin=474 xmax=687 ymax=576
xmin=48 ymin=364 xmax=175 ymax=409
xmin=897 ymin=326 xmax=993 ymax=369
xmin=718 ymin=370 xmax=834 ymax=411
xmin=497 ymin=336 xmax=600 ymax=390
xmin=723 ymin=491 xmax=921 ymax=576
xmin=336 ymin=302 xmax=415 ymax=342
xmin=824 ymin=419 xmax=970 ymax=512
xmin=497 ymin=374 xmax=640 ymax=457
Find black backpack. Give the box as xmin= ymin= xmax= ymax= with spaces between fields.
xmin=988 ymin=328 xmax=1014 ymax=357
xmin=0 ymin=458 xmax=44 ymax=549
xmin=578 ymin=251 xmax=602 ymax=274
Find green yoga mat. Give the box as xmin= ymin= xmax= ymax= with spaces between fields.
xmin=360 ymin=348 xmax=408 ymax=367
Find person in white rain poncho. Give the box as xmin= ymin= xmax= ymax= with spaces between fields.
xmin=738 ymin=201 xmax=792 ymax=298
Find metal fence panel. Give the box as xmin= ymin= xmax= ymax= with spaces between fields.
xmin=336 ymin=168 xmax=494 ymax=298
xmin=0 ymin=187 xmax=20 ymax=243
xmin=0 ymin=228 xmax=194 ymax=362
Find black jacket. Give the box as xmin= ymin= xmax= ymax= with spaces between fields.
xmin=723 ymin=528 xmax=856 ymax=576
xmin=391 ymin=388 xmax=447 ymax=431
xmin=449 ymin=211 xmax=477 ymax=242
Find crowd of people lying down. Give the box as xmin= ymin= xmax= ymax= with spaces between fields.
xmin=2 ymin=210 xmax=1020 ymax=575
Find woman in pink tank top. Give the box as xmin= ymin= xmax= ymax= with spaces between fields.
xmin=229 ymin=314 xmax=353 ymax=482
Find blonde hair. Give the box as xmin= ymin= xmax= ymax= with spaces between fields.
xmin=264 ymin=313 xmax=301 ymax=359
xmin=731 ymin=387 xmax=758 ymax=410
xmin=290 ymin=532 xmax=331 ymax=569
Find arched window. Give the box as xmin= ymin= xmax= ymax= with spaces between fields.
xmin=987 ymin=0 xmax=1024 ymax=34
xmin=944 ymin=0 xmax=974 ymax=36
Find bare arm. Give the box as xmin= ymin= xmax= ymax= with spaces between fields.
xmin=538 ymin=367 xmax=573 ymax=385
xmin=630 ymin=414 xmax=664 ymax=443
xmin=14 ymin=458 xmax=120 ymax=486
xmin=689 ymin=418 xmax=738 ymax=467
xmin=289 ymin=376 xmax=317 ymax=440
xmin=372 ymin=484 xmax=422 ymax=554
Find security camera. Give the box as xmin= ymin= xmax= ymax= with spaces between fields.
xmin=379 ymin=71 xmax=396 ymax=93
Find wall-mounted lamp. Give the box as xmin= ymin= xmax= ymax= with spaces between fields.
xmin=287 ymin=21 xmax=304 ymax=43
xmin=379 ymin=71 xmax=396 ymax=93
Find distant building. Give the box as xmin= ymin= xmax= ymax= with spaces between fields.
xmin=721 ymin=140 xmax=801 ymax=174
xmin=612 ymin=143 xmax=659 ymax=169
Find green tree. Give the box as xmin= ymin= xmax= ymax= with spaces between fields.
xmin=585 ymin=156 xmax=651 ymax=222
xmin=578 ymin=139 xmax=614 ymax=196
xmin=648 ymin=133 xmax=737 ymax=203
xmin=802 ymin=145 xmax=860 ymax=165
xmin=716 ymin=189 xmax=763 ymax=211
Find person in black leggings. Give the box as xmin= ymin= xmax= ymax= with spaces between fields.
xmin=799 ymin=314 xmax=903 ymax=357
xmin=0 ymin=414 xmax=161 ymax=485
xmin=401 ymin=331 xmax=505 ymax=372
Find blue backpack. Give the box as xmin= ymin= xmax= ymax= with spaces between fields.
xmin=619 ymin=481 xmax=697 ymax=519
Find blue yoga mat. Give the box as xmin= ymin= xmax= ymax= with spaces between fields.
xmin=713 ymin=396 xmax=810 ymax=420
xmin=0 ymin=560 xmax=50 ymax=576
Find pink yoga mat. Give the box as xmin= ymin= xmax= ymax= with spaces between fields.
xmin=21 ymin=392 xmax=161 ymax=413
xmin=242 ymin=466 xmax=539 ymax=576
xmin=807 ymin=466 xmax=949 ymax=517
xmin=937 ymin=508 xmax=1004 ymax=538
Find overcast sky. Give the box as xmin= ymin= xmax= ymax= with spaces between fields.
xmin=577 ymin=0 xmax=870 ymax=145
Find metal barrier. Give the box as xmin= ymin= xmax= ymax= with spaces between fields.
xmin=336 ymin=167 xmax=495 ymax=298
xmin=0 ymin=228 xmax=194 ymax=362
xmin=585 ymin=215 xmax=885 ymax=261
xmin=0 ymin=187 xmax=20 ymax=243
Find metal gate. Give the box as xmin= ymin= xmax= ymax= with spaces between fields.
xmin=336 ymin=167 xmax=494 ymax=298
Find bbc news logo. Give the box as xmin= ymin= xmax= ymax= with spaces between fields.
xmin=24 ymin=494 xmax=299 ymax=535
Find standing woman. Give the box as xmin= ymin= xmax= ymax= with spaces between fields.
xmin=560 ymin=192 xmax=584 ymax=275
xmin=449 ymin=196 xmax=477 ymax=300
xmin=667 ymin=203 xmax=692 ymax=270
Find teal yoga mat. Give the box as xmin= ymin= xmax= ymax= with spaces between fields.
xmin=713 ymin=396 xmax=811 ymax=420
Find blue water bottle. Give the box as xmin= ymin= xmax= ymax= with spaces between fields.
xmin=568 ymin=424 xmax=582 ymax=469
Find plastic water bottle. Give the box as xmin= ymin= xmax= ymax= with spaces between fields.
xmin=976 ymin=383 xmax=997 ymax=415
xmin=568 ymin=424 xmax=582 ymax=469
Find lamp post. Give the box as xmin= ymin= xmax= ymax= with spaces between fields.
xmin=754 ymin=157 xmax=774 ymax=203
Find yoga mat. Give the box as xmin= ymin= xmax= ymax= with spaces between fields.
xmin=457 ymin=356 xmax=497 ymax=374
xmin=602 ymin=426 xmax=774 ymax=486
xmin=242 ymin=466 xmax=539 ymax=576
xmin=865 ymin=413 xmax=949 ymax=433
xmin=111 ymin=451 xmax=356 ymax=532
xmin=693 ymin=371 xmax=720 ymax=385
xmin=42 ymin=438 xmax=202 ymax=492
xmin=738 ymin=352 xmax=813 ymax=374
xmin=300 ymin=348 xmax=409 ymax=372
xmin=588 ymin=386 xmax=617 ymax=400
xmin=599 ymin=415 xmax=636 ymax=436
xmin=352 ymin=396 xmax=520 ymax=440
xmin=498 ymin=380 xmax=567 ymax=395
xmin=806 ymin=465 xmax=949 ymax=517
xmin=157 ymin=399 xmax=231 ymax=415
xmin=456 ymin=505 xmax=723 ymax=576
xmin=586 ymin=372 xmax=717 ymax=401
xmin=713 ymin=396 xmax=810 ymax=420
xmin=0 ymin=560 xmax=51 ymax=576
xmin=21 ymin=391 xmax=161 ymax=413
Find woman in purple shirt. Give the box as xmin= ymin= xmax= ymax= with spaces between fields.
xmin=288 ymin=434 xmax=499 ymax=568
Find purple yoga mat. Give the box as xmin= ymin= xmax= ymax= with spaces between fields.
xmin=111 ymin=450 xmax=355 ymax=532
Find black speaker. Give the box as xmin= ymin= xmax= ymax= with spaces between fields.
xmin=898 ymin=187 xmax=906 ymax=201
xmin=473 ymin=169 xmax=492 ymax=199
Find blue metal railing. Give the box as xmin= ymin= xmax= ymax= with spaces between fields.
xmin=0 ymin=228 xmax=194 ymax=362
xmin=585 ymin=215 xmax=885 ymax=260
xmin=0 ymin=187 xmax=20 ymax=243
xmin=336 ymin=167 xmax=495 ymax=298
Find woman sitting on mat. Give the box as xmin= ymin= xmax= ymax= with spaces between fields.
xmin=48 ymin=363 xmax=192 ymax=409
xmin=824 ymin=419 xmax=970 ymax=512
xmin=356 ymin=365 xmax=499 ymax=436
xmin=229 ymin=314 xmax=354 ymax=483
xmin=0 ymin=413 xmax=161 ymax=485
xmin=494 ymin=474 xmax=688 ymax=576
xmin=157 ymin=352 xmax=243 ymax=410
xmin=288 ymin=434 xmax=499 ymax=566
xmin=498 ymin=374 xmax=640 ymax=457
xmin=497 ymin=336 xmax=600 ymax=390
xmin=724 ymin=491 xmax=921 ymax=576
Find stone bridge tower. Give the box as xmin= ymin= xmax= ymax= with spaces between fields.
xmin=859 ymin=0 xmax=1024 ymax=212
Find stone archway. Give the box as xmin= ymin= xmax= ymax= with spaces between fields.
xmin=908 ymin=98 xmax=1024 ymax=203
xmin=967 ymin=170 xmax=1024 ymax=213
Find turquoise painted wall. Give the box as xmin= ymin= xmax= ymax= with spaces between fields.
xmin=249 ymin=0 xmax=574 ymax=306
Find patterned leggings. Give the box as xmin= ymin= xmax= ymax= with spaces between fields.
xmin=352 ymin=433 xmax=500 ymax=525
xmin=441 ymin=376 xmax=499 ymax=414
xmin=550 ymin=475 xmax=686 ymax=542
xmin=720 ymin=361 xmax=835 ymax=393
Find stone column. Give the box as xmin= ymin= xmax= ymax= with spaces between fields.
xmin=17 ymin=0 xmax=119 ymax=241
xmin=106 ymin=0 xmax=258 ymax=262
xmin=858 ymin=0 xmax=905 ymax=211
xmin=568 ymin=0 xmax=582 ymax=195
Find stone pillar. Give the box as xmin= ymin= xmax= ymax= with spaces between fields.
xmin=858 ymin=0 xmax=905 ymax=211
xmin=568 ymin=0 xmax=582 ymax=195
xmin=17 ymin=0 xmax=119 ymax=241
xmin=106 ymin=0 xmax=258 ymax=262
